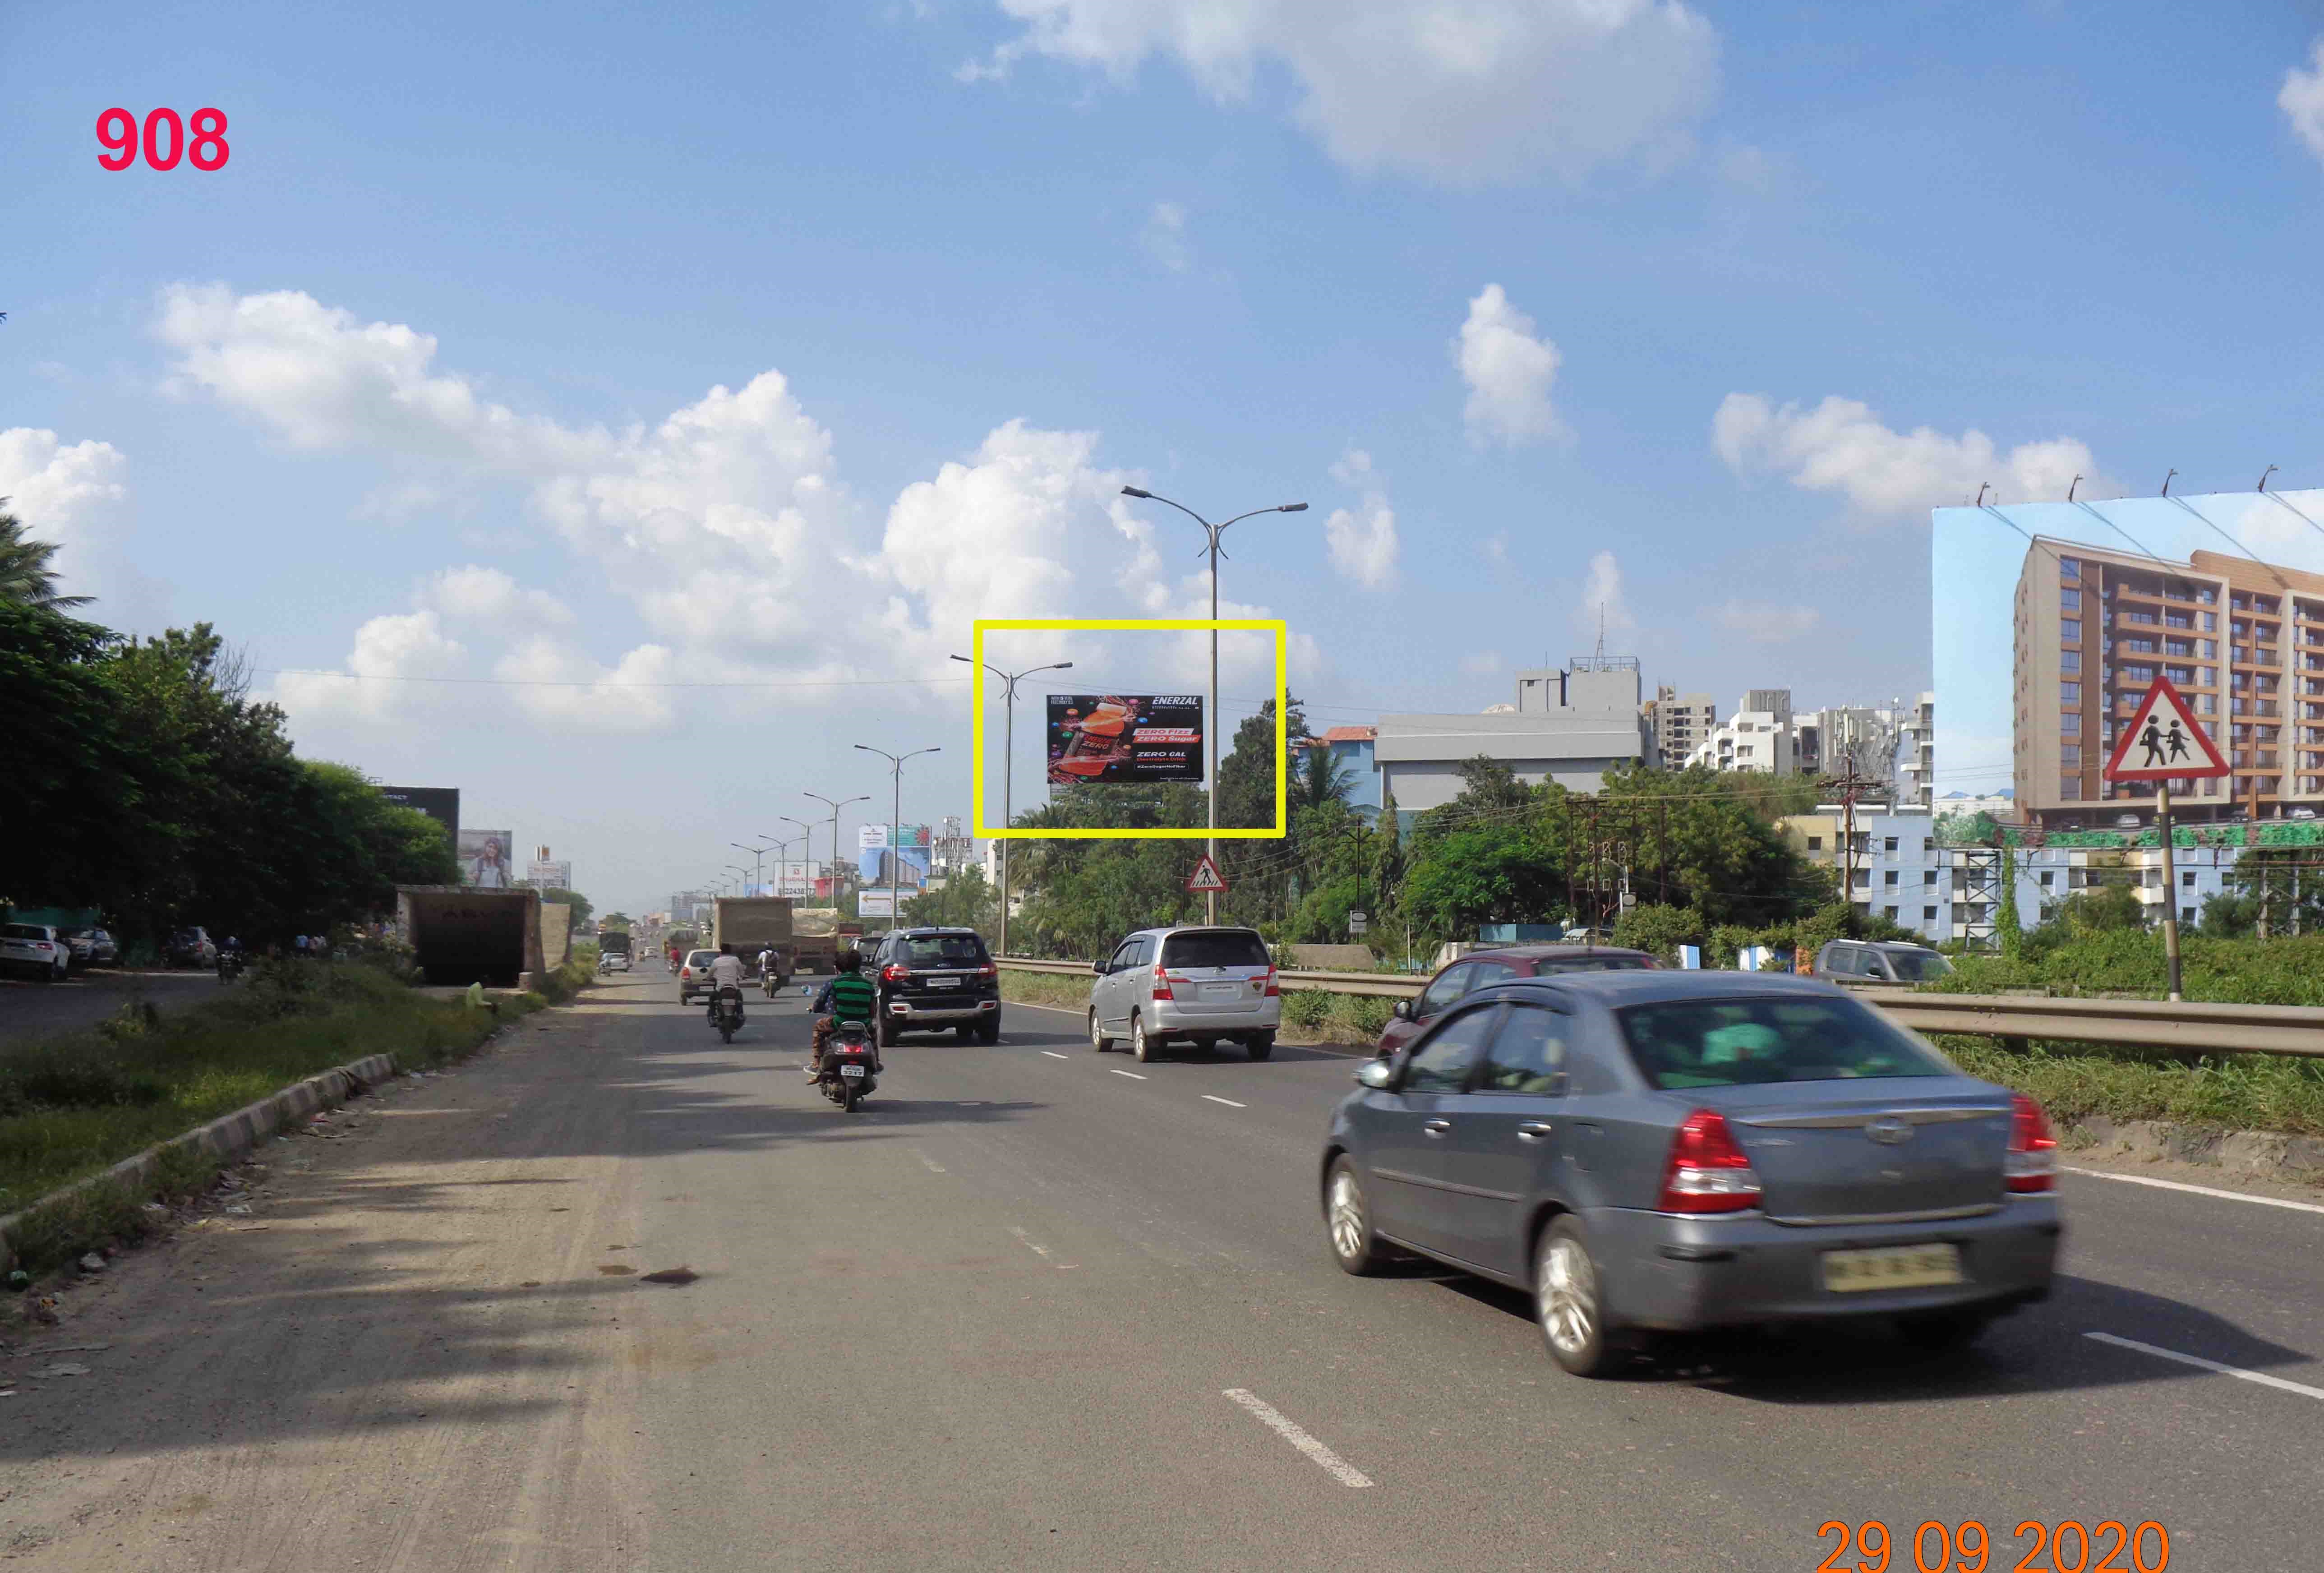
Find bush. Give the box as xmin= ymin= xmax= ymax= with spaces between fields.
xmin=1282 ymin=990 xmax=1330 ymax=1029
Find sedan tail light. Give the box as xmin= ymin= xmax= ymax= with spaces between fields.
xmin=1262 ymin=966 xmax=1280 ymax=997
xmin=1657 ymin=1109 xmax=1762 ymax=1214
xmin=1150 ymin=963 xmax=1174 ymax=1001
xmin=2006 ymin=1093 xmax=2057 ymax=1193
xmin=975 ymin=961 xmax=997 ymax=977
xmin=882 ymin=963 xmax=909 ymax=983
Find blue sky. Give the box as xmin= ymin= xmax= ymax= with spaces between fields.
xmin=8 ymin=2 xmax=2324 ymax=911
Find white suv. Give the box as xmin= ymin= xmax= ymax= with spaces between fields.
xmin=1087 ymin=926 xmax=1279 ymax=1061
xmin=2 ymin=923 xmax=71 ymax=982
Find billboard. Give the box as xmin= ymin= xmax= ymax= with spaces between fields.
xmin=523 ymin=860 xmax=572 ymax=890
xmin=857 ymin=890 xmax=897 ymax=919
xmin=379 ymin=785 xmax=459 ymax=846
xmin=459 ymin=829 xmax=516 ymax=889
xmin=857 ymin=842 xmax=929 ymax=895
xmin=777 ymin=861 xmax=816 ymax=897
xmin=858 ymin=824 xmax=886 ymax=851
xmin=1046 ymin=694 xmax=1204 ymax=785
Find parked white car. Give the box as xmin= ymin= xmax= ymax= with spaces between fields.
xmin=1 ymin=923 xmax=72 ymax=982
xmin=1087 ymin=925 xmax=1280 ymax=1061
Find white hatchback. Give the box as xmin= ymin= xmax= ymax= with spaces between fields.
xmin=1 ymin=923 xmax=71 ymax=982
xmin=1088 ymin=925 xmax=1280 ymax=1062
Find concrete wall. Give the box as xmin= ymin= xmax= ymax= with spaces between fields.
xmin=539 ymin=902 xmax=572 ymax=969
xmin=396 ymin=886 xmax=544 ymax=987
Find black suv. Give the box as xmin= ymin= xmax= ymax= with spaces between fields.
xmin=872 ymin=927 xmax=1002 ymax=1045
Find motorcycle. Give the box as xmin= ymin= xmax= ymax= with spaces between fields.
xmin=816 ymin=1020 xmax=879 ymax=1113
xmin=710 ymin=985 xmax=745 ymax=1043
xmin=216 ymin=951 xmax=246 ymax=985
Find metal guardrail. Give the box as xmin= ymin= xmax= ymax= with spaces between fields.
xmin=996 ymin=960 xmax=2324 ymax=1058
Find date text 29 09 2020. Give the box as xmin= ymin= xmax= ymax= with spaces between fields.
xmin=1815 ymin=1519 xmax=2170 ymax=1573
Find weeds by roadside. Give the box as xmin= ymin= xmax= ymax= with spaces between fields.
xmin=1936 ymin=1035 xmax=2324 ymax=1137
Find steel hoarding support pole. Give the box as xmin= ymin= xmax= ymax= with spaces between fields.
xmin=1208 ymin=535 xmax=1219 ymax=927
xmin=1000 ymin=674 xmax=1012 ymax=959
xmin=2158 ymin=780 xmax=2183 ymax=1001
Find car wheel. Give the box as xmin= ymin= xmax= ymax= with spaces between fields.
xmin=976 ymin=1017 xmax=1001 ymax=1044
xmin=1896 ymin=1309 xmax=1993 ymax=1352
xmin=877 ymin=1014 xmax=899 ymax=1049
xmin=954 ymin=1024 xmax=976 ymax=1042
xmin=1130 ymin=1014 xmax=1157 ymax=1062
xmin=1088 ymin=1011 xmax=1113 ymax=1052
xmin=1536 ymin=1216 xmax=1621 ymax=1378
xmin=1246 ymin=1031 xmax=1275 ymax=1060
xmin=1324 ymin=1156 xmax=1392 ymax=1276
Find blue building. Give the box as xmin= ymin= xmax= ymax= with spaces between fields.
xmin=1318 ymin=726 xmax=1380 ymax=814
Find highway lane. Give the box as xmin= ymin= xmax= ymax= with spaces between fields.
xmin=5 ymin=971 xmax=2319 ymax=1570
xmin=0 ymin=965 xmax=224 ymax=1044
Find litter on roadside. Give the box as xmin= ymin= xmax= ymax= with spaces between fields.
xmin=28 ymin=1363 xmax=90 ymax=1379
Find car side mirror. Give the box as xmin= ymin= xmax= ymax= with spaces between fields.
xmin=1091 ymin=959 xmax=1109 ymax=975
xmin=1354 ymin=1060 xmax=1395 ymax=1089
xmin=1392 ymin=999 xmax=1413 ymax=1020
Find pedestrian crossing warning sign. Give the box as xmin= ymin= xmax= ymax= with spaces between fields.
xmin=1185 ymin=854 xmax=1228 ymax=894
xmin=2102 ymin=676 xmax=2230 ymax=782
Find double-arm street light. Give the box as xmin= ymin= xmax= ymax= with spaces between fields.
xmin=1118 ymin=488 xmax=1308 ymax=923
xmin=853 ymin=744 xmax=941 ymax=931
xmin=775 ymin=816 xmax=817 ymax=898
xmin=731 ymin=841 xmax=773 ymax=895
xmin=950 ymin=654 xmax=1073 ymax=957
xmin=805 ymin=792 xmax=872 ymax=913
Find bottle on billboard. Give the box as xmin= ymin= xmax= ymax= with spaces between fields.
xmin=1046 ymin=695 xmax=1204 ymax=785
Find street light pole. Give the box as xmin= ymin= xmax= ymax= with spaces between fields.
xmin=730 ymin=841 xmax=772 ymax=895
xmin=951 ymin=654 xmax=1073 ymax=956
xmin=853 ymin=745 xmax=941 ymax=930
xmin=1120 ymin=488 xmax=1308 ymax=923
xmin=806 ymin=792 xmax=871 ymax=916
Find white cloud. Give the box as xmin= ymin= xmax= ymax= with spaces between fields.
xmin=424 ymin=565 xmax=575 ymax=627
xmin=1577 ymin=549 xmax=1634 ymax=639
xmin=1456 ymin=284 xmax=1563 ymax=447
xmin=2283 ymin=39 xmax=2324 ymax=165
xmin=1322 ymin=448 xmax=1399 ymax=589
xmin=1713 ymin=392 xmax=2101 ymax=516
xmin=0 ymin=427 xmax=130 ymax=583
xmin=1141 ymin=200 xmax=1190 ymax=271
xmin=969 ymin=0 xmax=1720 ymax=187
xmin=1714 ymin=599 xmax=1819 ymax=643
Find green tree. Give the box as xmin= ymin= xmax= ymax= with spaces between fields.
xmin=900 ymin=866 xmax=1000 ymax=933
xmin=1997 ymin=841 xmax=2023 ymax=958
xmin=0 ymin=602 xmax=142 ymax=913
xmin=601 ymin=911 xmax=633 ymax=931
xmin=1612 ymin=902 xmax=1706 ymax=962
xmin=1400 ymin=823 xmax=1567 ymax=934
xmin=0 ymin=505 xmax=92 ymax=609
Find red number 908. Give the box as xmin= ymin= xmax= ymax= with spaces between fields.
xmin=97 ymin=107 xmax=228 ymax=171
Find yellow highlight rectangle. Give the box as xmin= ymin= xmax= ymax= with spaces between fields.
xmin=971 ymin=618 xmax=1288 ymax=840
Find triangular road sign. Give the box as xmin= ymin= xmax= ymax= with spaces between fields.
xmin=1185 ymin=854 xmax=1228 ymax=894
xmin=2102 ymin=676 xmax=2230 ymax=781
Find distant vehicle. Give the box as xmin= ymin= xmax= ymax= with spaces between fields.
xmin=872 ymin=927 xmax=1001 ymax=1046
xmin=1813 ymin=940 xmax=1953 ymax=985
xmin=598 ymin=949 xmax=631 ymax=973
xmin=676 ymin=949 xmax=721 ymax=1005
xmin=1 ymin=923 xmax=70 ymax=982
xmin=790 ymin=907 xmax=843 ymax=975
xmin=1376 ymin=945 xmax=1660 ymax=1060
xmin=60 ymin=927 xmax=119 ymax=969
xmin=1322 ymin=969 xmax=2062 ymax=1377
xmin=2293 ymin=808 xmax=2319 ymax=821
xmin=599 ymin=929 xmax=633 ymax=958
xmin=1088 ymin=925 xmax=1278 ymax=1061
xmin=164 ymin=927 xmax=218 ymax=969
xmin=2113 ymin=814 xmax=2143 ymax=830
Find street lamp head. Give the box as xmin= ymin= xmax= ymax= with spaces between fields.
xmin=949 ymin=654 xmax=971 ymax=664
xmin=853 ymin=744 xmax=873 ymax=753
xmin=1120 ymin=486 xmax=1153 ymax=499
xmin=1279 ymin=503 xmax=1308 ymax=512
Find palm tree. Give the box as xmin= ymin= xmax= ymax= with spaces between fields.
xmin=1296 ymin=739 xmax=1351 ymax=812
xmin=0 ymin=501 xmax=92 ymax=609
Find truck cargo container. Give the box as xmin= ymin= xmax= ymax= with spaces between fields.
xmin=711 ymin=896 xmax=794 ymax=984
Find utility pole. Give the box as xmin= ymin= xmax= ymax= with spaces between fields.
xmin=1820 ymin=761 xmax=1881 ymax=938
xmin=853 ymin=745 xmax=940 ymax=931
xmin=1120 ymin=487 xmax=1309 ymax=923
xmin=1346 ymin=820 xmax=1375 ymax=942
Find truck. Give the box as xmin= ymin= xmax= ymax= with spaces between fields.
xmin=710 ymin=896 xmax=794 ymax=985
xmin=789 ymin=907 xmax=844 ymax=975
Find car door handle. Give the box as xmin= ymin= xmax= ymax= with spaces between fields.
xmin=1422 ymin=1119 xmax=1452 ymax=1136
xmin=1516 ymin=1121 xmax=1554 ymax=1140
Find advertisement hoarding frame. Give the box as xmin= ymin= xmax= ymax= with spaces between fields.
xmin=970 ymin=618 xmax=1287 ymax=840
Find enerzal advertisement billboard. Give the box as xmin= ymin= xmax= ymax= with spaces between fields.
xmin=379 ymin=785 xmax=459 ymax=847
xmin=1045 ymin=695 xmax=1203 ymax=785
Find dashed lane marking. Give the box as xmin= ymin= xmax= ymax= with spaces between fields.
xmin=2085 ymin=1331 xmax=2324 ymax=1402
xmin=1202 ymin=1095 xmax=1247 ymax=1108
xmin=2064 ymin=1166 xmax=2324 ymax=1217
xmin=1008 ymin=1226 xmax=1076 ymax=1270
xmin=1222 ymin=1389 xmax=1373 ymax=1488
xmin=1041 ymin=1051 xmax=1070 ymax=1060
xmin=1109 ymin=1069 xmax=1146 ymax=1080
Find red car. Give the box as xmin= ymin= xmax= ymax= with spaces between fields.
xmin=1373 ymin=944 xmax=1661 ymax=1058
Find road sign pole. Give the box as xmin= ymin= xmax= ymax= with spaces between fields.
xmin=2158 ymin=780 xmax=2183 ymax=1002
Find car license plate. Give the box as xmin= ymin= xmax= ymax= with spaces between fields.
xmin=1202 ymin=983 xmax=1241 ymax=1001
xmin=928 ymin=976 xmax=960 ymax=988
xmin=839 ymin=1064 xmax=866 ymax=1078
xmin=1821 ymin=1243 xmax=1963 ymax=1293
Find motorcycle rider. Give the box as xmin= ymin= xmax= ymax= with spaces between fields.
xmin=217 ymin=935 xmax=243 ymax=978
xmin=807 ymin=946 xmax=878 ymax=1076
xmin=705 ymin=942 xmax=747 ymax=1024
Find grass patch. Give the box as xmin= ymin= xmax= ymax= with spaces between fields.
xmin=1935 ymin=1035 xmax=2324 ymax=1138
xmin=0 ymin=959 xmax=523 ymax=1235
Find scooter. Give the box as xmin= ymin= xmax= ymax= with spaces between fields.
xmin=217 ymin=951 xmax=246 ymax=985
xmin=817 ymin=1020 xmax=879 ymax=1113
xmin=710 ymin=985 xmax=745 ymax=1043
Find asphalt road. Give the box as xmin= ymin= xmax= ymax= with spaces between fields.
xmin=0 ymin=965 xmax=224 ymax=1044
xmin=5 ymin=969 xmax=2321 ymax=1570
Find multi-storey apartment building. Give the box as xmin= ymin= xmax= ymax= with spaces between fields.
xmin=2013 ymin=538 xmax=2324 ymax=826
xmin=1645 ymin=687 xmax=1717 ymax=769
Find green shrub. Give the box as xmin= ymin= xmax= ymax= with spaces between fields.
xmin=1282 ymin=990 xmax=1330 ymax=1029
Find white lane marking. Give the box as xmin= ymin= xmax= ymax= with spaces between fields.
xmin=1109 ymin=1069 xmax=1147 ymax=1080
xmin=1041 ymin=1051 xmax=1070 ymax=1060
xmin=1202 ymin=1095 xmax=1247 ymax=1108
xmin=2084 ymin=1332 xmax=2324 ymax=1402
xmin=1008 ymin=1226 xmax=1075 ymax=1270
xmin=2063 ymin=1166 xmax=2324 ymax=1217
xmin=1221 ymin=1389 xmax=1373 ymax=1489
xmin=911 ymin=1149 xmax=947 ymax=1174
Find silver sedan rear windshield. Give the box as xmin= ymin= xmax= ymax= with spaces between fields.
xmin=1617 ymin=997 xmax=1952 ymax=1089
